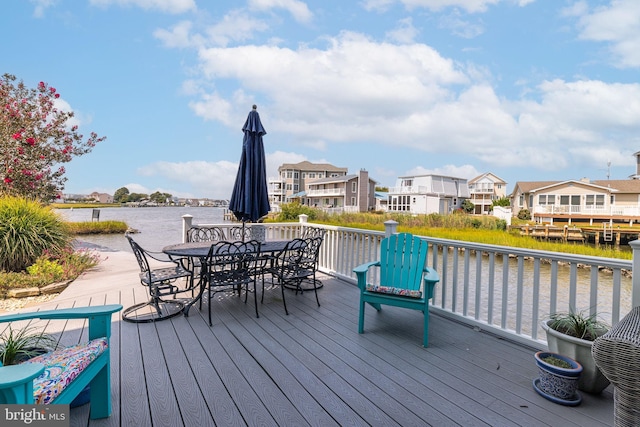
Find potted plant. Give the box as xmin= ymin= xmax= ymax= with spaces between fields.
xmin=0 ymin=324 xmax=56 ymax=366
xmin=533 ymin=351 xmax=583 ymax=406
xmin=541 ymin=309 xmax=610 ymax=394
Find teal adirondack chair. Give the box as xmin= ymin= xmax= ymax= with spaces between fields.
xmin=0 ymin=304 xmax=122 ymax=419
xmin=353 ymin=233 xmax=439 ymax=347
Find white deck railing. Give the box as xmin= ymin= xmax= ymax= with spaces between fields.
xmin=183 ymin=215 xmax=638 ymax=350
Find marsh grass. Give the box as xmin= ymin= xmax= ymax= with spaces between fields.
xmin=66 ymin=220 xmax=128 ymax=234
xmin=307 ymin=210 xmax=632 ymax=260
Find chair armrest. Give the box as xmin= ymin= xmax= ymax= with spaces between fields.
xmin=0 ymin=305 xmax=123 ymax=341
xmin=353 ymin=261 xmax=380 ymax=290
xmin=0 ymin=362 xmax=45 ymax=403
xmin=423 ymin=267 xmax=439 ymax=300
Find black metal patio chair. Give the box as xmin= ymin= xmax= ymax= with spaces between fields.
xmin=123 ymin=235 xmax=194 ymax=323
xmin=203 ymin=240 xmax=262 ymax=325
xmin=267 ymin=237 xmax=321 ymax=315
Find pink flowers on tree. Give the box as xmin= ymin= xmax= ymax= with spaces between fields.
xmin=1 ymin=74 xmax=106 ymax=202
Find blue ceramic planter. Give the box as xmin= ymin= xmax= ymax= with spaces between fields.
xmin=534 ymin=351 xmax=583 ymax=406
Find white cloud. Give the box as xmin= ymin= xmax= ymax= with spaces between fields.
xmin=30 ymin=0 xmax=56 ymax=18
xmin=90 ymin=0 xmax=196 ymax=14
xmin=131 ymin=152 xmax=312 ymax=198
xmin=385 ymin=18 xmax=420 ymax=44
xmin=573 ymin=0 xmax=640 ymax=68
xmin=363 ymin=0 xmax=502 ymax=14
xmin=137 ymin=160 xmax=238 ymax=198
xmin=163 ymin=16 xmax=640 ymax=184
xmin=154 ymin=21 xmax=202 ymax=49
xmin=205 ymin=10 xmax=270 ymax=47
xmin=438 ymin=9 xmax=485 ymax=38
xmin=248 ymin=0 xmax=313 ymax=23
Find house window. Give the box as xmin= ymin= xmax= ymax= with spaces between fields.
xmin=352 ymin=182 xmax=357 ymax=192
xmin=560 ymin=195 xmax=570 ymax=205
xmin=286 ymin=184 xmax=292 ymax=191
xmin=286 ymin=171 xmax=292 ymax=178
xmin=302 ymin=173 xmax=306 ymax=179
xmin=402 ymin=179 xmax=413 ymax=187
xmin=538 ymin=195 xmax=555 ymax=205
xmin=293 ymin=184 xmax=299 ymax=192
xmin=309 ymin=173 xmax=316 ymax=178
xmin=519 ymin=195 xmax=524 ymax=207
xmin=351 ymin=197 xmax=356 ymax=206
xmin=294 ymin=172 xmax=299 ymax=179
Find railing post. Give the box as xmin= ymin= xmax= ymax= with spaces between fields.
xmin=182 ymin=214 xmax=193 ymax=243
xmin=299 ymin=214 xmax=308 ymax=224
xmin=384 ymin=220 xmax=398 ymax=237
xmin=630 ymin=239 xmax=640 ymax=308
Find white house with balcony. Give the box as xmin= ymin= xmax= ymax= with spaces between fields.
xmin=468 ymin=173 xmax=507 ymax=214
xmin=387 ymin=174 xmax=470 ymax=214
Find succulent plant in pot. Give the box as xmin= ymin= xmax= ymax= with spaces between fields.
xmin=533 ymin=351 xmax=583 ymax=406
xmin=541 ymin=308 xmax=610 ymax=394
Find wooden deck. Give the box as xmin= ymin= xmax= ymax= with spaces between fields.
xmin=18 ymin=251 xmax=614 ymax=427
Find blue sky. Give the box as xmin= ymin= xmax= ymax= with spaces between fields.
xmin=3 ymin=0 xmax=640 ymax=199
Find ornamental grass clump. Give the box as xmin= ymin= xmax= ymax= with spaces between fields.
xmin=548 ymin=309 xmax=609 ymax=341
xmin=0 ymin=196 xmax=71 ymax=272
xmin=0 ymin=325 xmax=57 ymax=365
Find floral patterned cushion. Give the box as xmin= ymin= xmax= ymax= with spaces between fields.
xmin=23 ymin=337 xmax=108 ymax=404
xmin=366 ymin=284 xmax=422 ymax=298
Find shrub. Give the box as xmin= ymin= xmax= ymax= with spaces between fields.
xmin=517 ymin=209 xmax=531 ymax=220
xmin=276 ymin=202 xmax=322 ymax=221
xmin=0 ymin=196 xmax=71 ymax=272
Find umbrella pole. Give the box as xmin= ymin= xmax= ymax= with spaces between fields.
xmin=242 ymin=220 xmax=246 ymax=242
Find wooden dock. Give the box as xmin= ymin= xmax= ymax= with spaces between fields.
xmin=12 ymin=251 xmax=615 ymax=426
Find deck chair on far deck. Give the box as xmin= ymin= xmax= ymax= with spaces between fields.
xmin=353 ymin=233 xmax=440 ymax=347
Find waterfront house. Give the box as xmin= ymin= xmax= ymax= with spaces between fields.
xmin=387 ymin=174 xmax=470 ymax=214
xmin=511 ymin=178 xmax=640 ymax=225
xmin=269 ymin=162 xmax=377 ymax=212
xmin=268 ymin=161 xmax=349 ymax=207
xmin=468 ymin=172 xmax=508 ymax=214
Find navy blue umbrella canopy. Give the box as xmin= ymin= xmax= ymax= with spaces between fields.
xmin=229 ymin=105 xmax=271 ymax=223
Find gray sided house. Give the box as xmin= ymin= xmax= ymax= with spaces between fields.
xmin=291 ymin=169 xmax=377 ymax=212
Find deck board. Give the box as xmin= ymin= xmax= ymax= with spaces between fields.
xmin=18 ymin=251 xmax=614 ymax=427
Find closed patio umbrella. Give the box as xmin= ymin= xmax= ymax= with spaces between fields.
xmin=228 ymin=105 xmax=271 ymax=239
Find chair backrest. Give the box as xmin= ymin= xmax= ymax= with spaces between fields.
xmin=228 ymin=226 xmax=252 ymax=242
xmin=301 ymin=236 xmax=323 ymax=270
xmin=301 ymin=227 xmax=327 ymax=239
xmin=186 ymin=226 xmax=226 ymax=243
xmin=378 ymin=233 xmax=428 ymax=292
xmin=205 ymin=240 xmax=261 ymax=274
xmin=126 ymin=235 xmax=151 ymax=276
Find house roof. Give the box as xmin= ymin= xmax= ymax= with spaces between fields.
xmin=278 ymin=161 xmax=348 ymax=173
xmin=468 ymin=172 xmax=507 ymax=185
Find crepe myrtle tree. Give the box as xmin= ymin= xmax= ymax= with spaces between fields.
xmin=0 ymin=74 xmax=106 ymax=202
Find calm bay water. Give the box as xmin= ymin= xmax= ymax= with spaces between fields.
xmin=56 ymin=206 xmax=229 ymax=253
